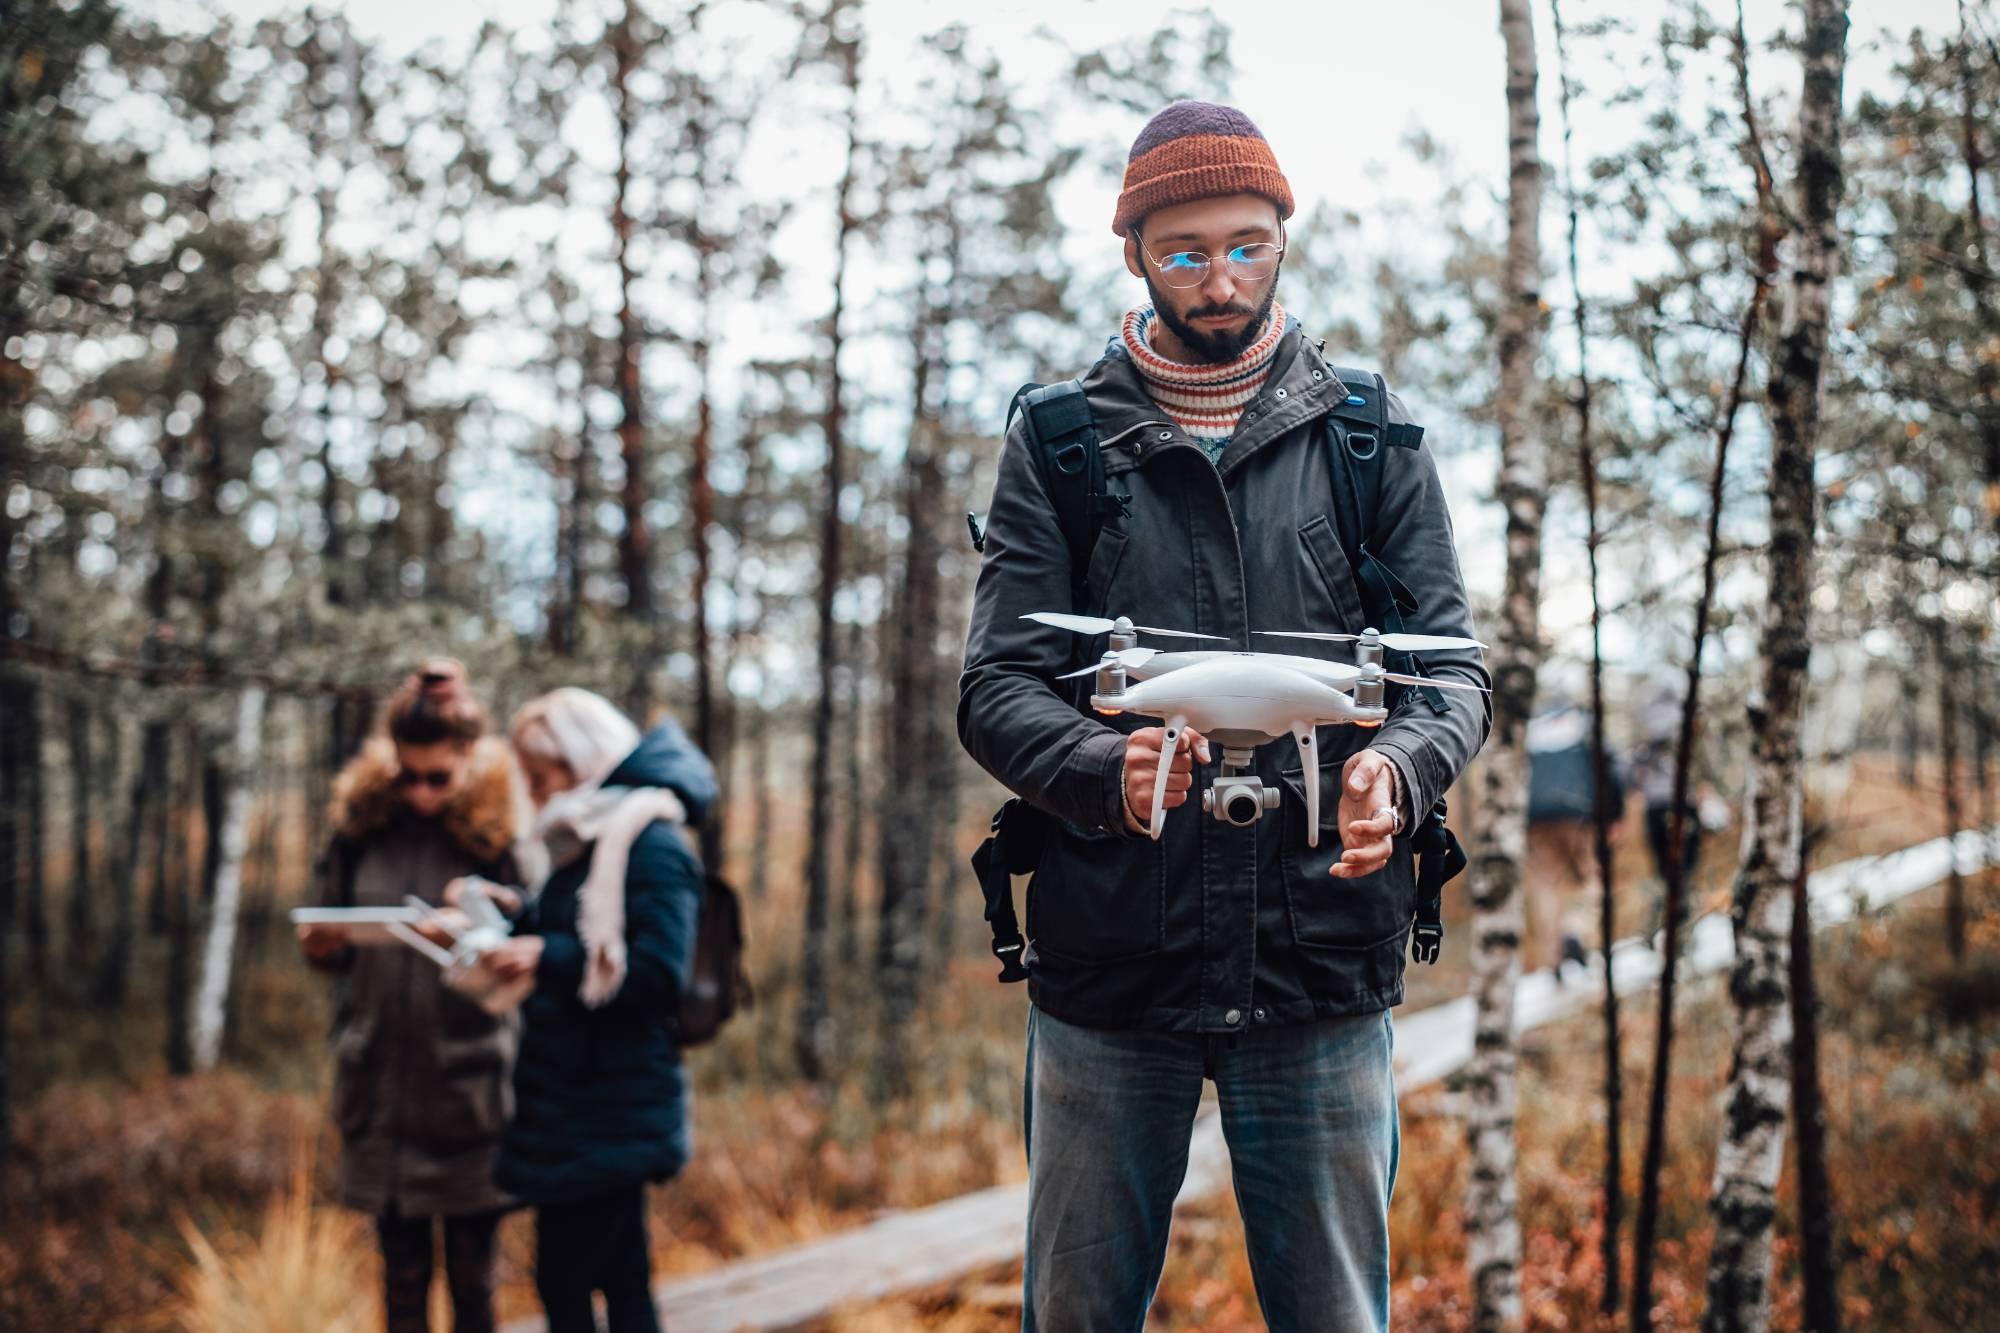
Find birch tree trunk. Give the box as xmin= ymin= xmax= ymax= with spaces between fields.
xmin=1634 ymin=9 xmax=1784 ymax=1324
xmin=1466 ymin=4 xmax=1545 ymax=1327
xmin=1790 ymin=822 xmax=1840 ymax=1333
xmin=1702 ymin=3 xmax=1847 ymax=1327
xmin=191 ymin=687 xmax=267 ymax=1072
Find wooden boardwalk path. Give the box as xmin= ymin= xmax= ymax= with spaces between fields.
xmin=503 ymin=826 xmax=1996 ymax=1333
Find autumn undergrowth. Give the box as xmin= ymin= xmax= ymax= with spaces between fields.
xmin=3 ymin=759 xmax=1989 ymax=1328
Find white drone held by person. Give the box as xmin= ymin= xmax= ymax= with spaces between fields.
xmin=291 ymin=877 xmax=530 ymax=1013
xmin=1024 ymin=611 xmax=1487 ymax=843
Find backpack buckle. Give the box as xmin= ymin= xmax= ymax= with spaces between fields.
xmin=991 ymin=934 xmax=1031 ymax=983
xmin=1411 ymin=921 xmax=1443 ymax=965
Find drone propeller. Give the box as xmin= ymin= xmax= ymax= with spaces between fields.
xmin=1024 ymin=611 xmax=1226 ymax=641
xmin=1056 ymin=646 xmax=1161 ymax=680
xmin=1256 ymin=630 xmax=1488 ymax=652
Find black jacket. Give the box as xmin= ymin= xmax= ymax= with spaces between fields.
xmin=497 ymin=719 xmax=716 ymax=1205
xmin=958 ymin=321 xmax=1490 ymax=1033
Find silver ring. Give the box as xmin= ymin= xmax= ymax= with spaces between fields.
xmin=1372 ymin=804 xmax=1403 ymax=835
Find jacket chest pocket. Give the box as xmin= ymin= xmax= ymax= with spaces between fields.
xmin=1027 ymin=819 xmax=1165 ymax=965
xmin=1278 ymin=762 xmax=1414 ymax=952
xmin=1084 ymin=527 xmax=1130 ymax=617
xmin=1296 ymin=516 xmax=1370 ymax=632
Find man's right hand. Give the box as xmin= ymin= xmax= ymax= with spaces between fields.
xmin=1121 ymin=726 xmax=1210 ymax=834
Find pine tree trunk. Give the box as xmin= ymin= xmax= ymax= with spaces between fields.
xmin=875 ymin=332 xmax=942 ymax=1096
xmin=750 ymin=708 xmax=772 ymax=902
xmin=165 ymin=727 xmax=195 ymax=1076
xmin=1633 ymin=12 xmax=1785 ymax=1323
xmin=66 ymin=695 xmax=95 ymax=965
xmin=1959 ymin=2 xmax=2000 ymax=546
xmin=839 ymin=611 xmax=867 ymax=969
xmin=20 ymin=682 xmax=45 ymax=980
xmin=1466 ymin=7 xmax=1545 ymax=1327
xmin=1935 ymin=625 xmax=1967 ymax=963
xmin=305 ymin=30 xmax=347 ymax=607
xmin=691 ymin=265 xmax=722 ymax=870
xmin=97 ymin=717 xmax=163 ymax=1008
xmin=1790 ymin=825 xmax=1840 ymax=1333
xmin=1701 ymin=4 xmax=1847 ymax=1327
xmin=610 ymin=3 xmax=654 ymax=627
xmin=798 ymin=43 xmax=862 ymax=1081
xmin=192 ymin=687 xmax=267 ymax=1072
xmin=94 ymin=712 xmax=144 ymax=1007
xmin=0 ymin=667 xmax=22 ymax=1157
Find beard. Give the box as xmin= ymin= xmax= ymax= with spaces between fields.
xmin=1142 ymin=269 xmax=1282 ymax=364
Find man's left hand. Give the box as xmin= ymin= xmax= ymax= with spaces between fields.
xmin=1331 ymin=750 xmax=1400 ymax=879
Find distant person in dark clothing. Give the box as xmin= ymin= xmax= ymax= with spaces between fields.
xmin=1629 ymin=688 xmax=1726 ymax=943
xmin=477 ymin=688 xmax=715 ymax=1333
xmin=1525 ymin=697 xmax=1625 ymax=977
xmin=297 ymin=660 xmax=525 ymax=1333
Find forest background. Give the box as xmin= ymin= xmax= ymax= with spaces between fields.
xmin=2 ymin=0 xmax=1997 ymax=1327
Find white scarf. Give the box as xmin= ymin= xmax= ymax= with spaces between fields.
xmin=532 ymin=783 xmax=687 ymax=1008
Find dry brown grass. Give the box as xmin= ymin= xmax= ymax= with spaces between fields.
xmin=174 ymin=1155 xmax=378 ymax=1333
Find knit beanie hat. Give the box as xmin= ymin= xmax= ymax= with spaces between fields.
xmin=1112 ymin=101 xmax=1295 ymax=237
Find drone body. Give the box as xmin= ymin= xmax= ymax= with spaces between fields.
xmin=1023 ymin=610 xmax=1488 ymax=844
xmin=1091 ymin=656 xmax=1387 ymax=843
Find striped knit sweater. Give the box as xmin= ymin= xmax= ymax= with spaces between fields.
xmin=1121 ymin=302 xmax=1288 ymax=462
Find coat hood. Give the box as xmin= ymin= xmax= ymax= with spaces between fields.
xmin=330 ymin=735 xmax=520 ymax=863
xmin=601 ymin=718 xmax=717 ymax=824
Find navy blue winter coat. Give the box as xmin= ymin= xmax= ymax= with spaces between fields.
xmin=496 ymin=719 xmax=717 ymax=1206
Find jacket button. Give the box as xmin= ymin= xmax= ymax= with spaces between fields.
xmin=1312 ymin=370 xmax=1324 ymax=380
xmin=1253 ymin=1007 xmax=1268 ymax=1022
xmin=1275 ymin=387 xmax=1289 ymax=400
xmin=1224 ymin=1008 xmax=1242 ymax=1026
xmin=1158 ymin=430 xmax=1172 ymax=441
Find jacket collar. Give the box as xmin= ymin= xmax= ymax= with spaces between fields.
xmin=1082 ymin=318 xmax=1352 ymax=479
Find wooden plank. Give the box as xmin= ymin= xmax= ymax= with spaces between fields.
xmin=503 ymin=826 xmax=1996 ymax=1333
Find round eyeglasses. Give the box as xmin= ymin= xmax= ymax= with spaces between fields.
xmin=1139 ymin=240 xmax=1286 ymax=290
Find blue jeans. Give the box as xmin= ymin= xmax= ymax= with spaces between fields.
xmin=1022 ymin=1006 xmax=1399 ymax=1333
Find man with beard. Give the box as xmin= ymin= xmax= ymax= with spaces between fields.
xmin=958 ymin=102 xmax=1490 ymax=1332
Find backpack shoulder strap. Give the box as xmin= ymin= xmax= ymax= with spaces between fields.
xmin=1006 ymin=377 xmax=1128 ymax=609
xmin=1321 ymin=359 xmax=1449 ymax=718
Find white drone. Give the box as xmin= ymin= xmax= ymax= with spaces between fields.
xmin=291 ymin=878 xmax=527 ymax=1012
xmin=1024 ymin=611 xmax=1487 ymax=843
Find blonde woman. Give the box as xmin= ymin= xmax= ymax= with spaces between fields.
xmin=296 ymin=661 xmax=524 ymax=1333
xmin=482 ymin=688 xmax=715 ymax=1333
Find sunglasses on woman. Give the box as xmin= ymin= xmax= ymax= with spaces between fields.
xmin=394 ymin=767 xmax=457 ymax=790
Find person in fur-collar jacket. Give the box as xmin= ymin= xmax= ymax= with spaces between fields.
xmin=298 ymin=661 xmax=528 ymax=1333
